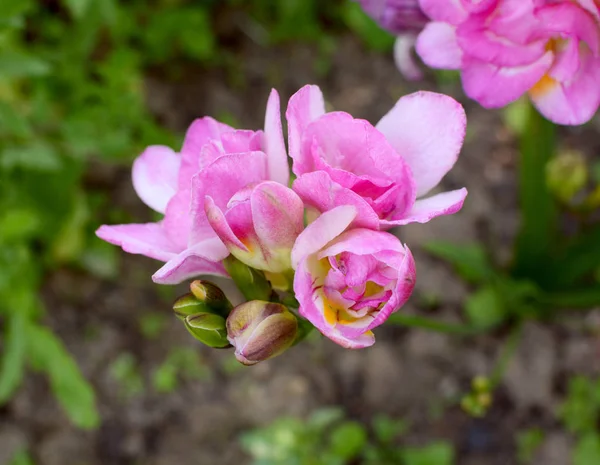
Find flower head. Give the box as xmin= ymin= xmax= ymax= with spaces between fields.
xmin=287 ymin=85 xmax=467 ymax=231
xmin=96 ymin=90 xmax=289 ymax=284
xmin=292 ymin=206 xmax=416 ymax=349
xmin=357 ymin=0 xmax=428 ymax=33
xmin=415 ymin=0 xmax=600 ymax=125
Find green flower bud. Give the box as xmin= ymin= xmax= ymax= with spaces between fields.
xmin=546 ymin=150 xmax=588 ymax=203
xmin=184 ymin=312 xmax=230 ymax=348
xmin=173 ymin=293 xmax=210 ymax=321
xmin=190 ymin=280 xmax=233 ymax=316
xmin=226 ymin=301 xmax=298 ymax=366
xmin=223 ymin=256 xmax=272 ymax=302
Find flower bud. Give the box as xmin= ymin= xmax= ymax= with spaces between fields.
xmin=546 ymin=150 xmax=588 ymax=203
xmin=226 ymin=301 xmax=298 ymax=366
xmin=356 ymin=0 xmax=428 ymax=34
xmin=173 ymin=293 xmax=211 ymax=321
xmin=223 ymin=255 xmax=272 ymax=302
xmin=190 ymin=280 xmax=233 ymax=316
xmin=184 ymin=312 xmax=230 ymax=348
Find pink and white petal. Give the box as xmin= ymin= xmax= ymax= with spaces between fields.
xmin=152 ymin=239 xmax=229 ymax=285
xmin=286 ymin=85 xmax=326 ymax=170
xmin=367 ymin=246 xmax=416 ymax=329
xmin=291 ymin=205 xmax=357 ymax=269
xmin=264 ymin=89 xmax=290 ymax=186
xmin=220 ymin=130 xmax=263 ymax=153
xmin=293 ymin=172 xmax=380 ymax=230
xmin=96 ymin=223 xmax=178 ymax=262
xmin=382 ymin=188 xmax=468 ymax=226
xmin=132 ymin=146 xmax=180 ymax=214
xmin=319 ymin=229 xmax=405 ymax=260
xmin=419 ymin=0 xmax=467 ymax=24
xmin=394 ymin=34 xmax=423 ymax=81
xmin=416 ymin=22 xmax=463 ymax=70
xmin=162 ymin=189 xmax=193 ymax=251
xmin=548 ymin=39 xmax=580 ymax=82
xmin=459 ymin=0 xmax=498 ymax=14
xmin=529 ymin=54 xmax=600 ymax=125
xmin=461 ymin=51 xmax=553 ymax=109
xmin=251 ymin=181 xmax=304 ymax=252
xmin=376 ymin=91 xmax=466 ymax=197
xmin=294 ymin=258 xmax=375 ymax=349
xmin=179 ymin=117 xmax=234 ymax=189
xmin=189 ymin=151 xmax=268 ymax=244
xmin=204 ymin=196 xmax=249 ymax=253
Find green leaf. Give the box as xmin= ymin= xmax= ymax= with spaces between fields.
xmin=402 ymin=442 xmax=455 ymax=465
xmin=27 ymin=324 xmax=99 ymax=429
xmin=423 ymin=241 xmax=493 ymax=284
xmin=0 ymin=311 xmax=28 ymax=403
xmin=341 ymin=2 xmax=395 ymax=52
xmin=62 ymin=0 xmax=93 ymax=20
xmin=0 ymin=102 xmax=32 ymax=137
xmin=0 ymin=51 xmax=50 ymax=78
xmin=0 ymin=209 xmax=40 ymax=243
xmin=328 ymin=421 xmax=367 ymax=460
xmin=0 ymin=0 xmax=33 ymax=20
xmin=516 ymin=428 xmax=545 ymax=464
xmin=372 ymin=415 xmax=408 ymax=444
xmin=1 ymin=143 xmax=62 ymax=172
xmin=8 ymin=449 xmax=34 ymax=465
xmin=464 ymin=286 xmax=506 ymax=330
xmin=574 ymin=434 xmax=600 ymax=465
xmin=560 ymin=376 xmax=600 ymax=435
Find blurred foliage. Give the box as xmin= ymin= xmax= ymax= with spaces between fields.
xmin=0 ymin=0 xmax=389 ymax=428
xmin=241 ymin=407 xmax=454 ymax=465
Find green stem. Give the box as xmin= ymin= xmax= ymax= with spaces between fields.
xmin=512 ymin=104 xmax=558 ymax=286
xmin=388 ymin=314 xmax=481 ymax=336
xmin=489 ymin=323 xmax=523 ymax=388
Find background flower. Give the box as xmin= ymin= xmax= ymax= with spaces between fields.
xmin=416 ymin=0 xmax=600 ymax=125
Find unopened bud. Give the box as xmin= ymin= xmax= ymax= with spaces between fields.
xmin=226 ymin=301 xmax=298 ymax=366
xmin=546 ymin=150 xmax=588 ymax=203
xmin=184 ymin=312 xmax=230 ymax=348
xmin=173 ymin=293 xmax=210 ymax=321
xmin=190 ymin=280 xmax=232 ymax=316
xmin=223 ymin=256 xmax=272 ymax=302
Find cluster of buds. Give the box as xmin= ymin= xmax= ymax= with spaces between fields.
xmin=173 ymin=275 xmax=299 ymax=365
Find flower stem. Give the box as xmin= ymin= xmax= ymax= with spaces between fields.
xmin=489 ymin=323 xmax=523 ymax=388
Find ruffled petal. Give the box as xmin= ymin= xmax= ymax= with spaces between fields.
xmin=381 ymin=188 xmax=468 ymax=226
xmin=264 ymin=89 xmax=290 ymax=185
xmin=96 ymin=223 xmax=179 ymax=262
xmin=132 ymin=146 xmax=180 ymax=214
xmin=416 ymin=22 xmax=463 ymax=69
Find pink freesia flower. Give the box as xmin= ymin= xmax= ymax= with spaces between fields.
xmin=356 ymin=0 xmax=429 ymax=79
xmin=416 ymin=0 xmax=600 ymax=125
xmin=292 ymin=205 xmax=416 ymax=349
xmin=96 ymin=90 xmax=290 ymax=284
xmin=288 ymin=85 xmax=467 ymax=230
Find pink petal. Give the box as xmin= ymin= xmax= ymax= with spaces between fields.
xmin=179 ymin=117 xmax=234 ymax=190
xmin=264 ymin=89 xmax=290 ymax=186
xmin=152 ymin=239 xmax=229 ymax=285
xmin=286 ymin=85 xmax=326 ymax=170
xmin=416 ymin=22 xmax=463 ymax=69
xmin=294 ymin=258 xmax=375 ymax=349
xmin=96 ymin=223 xmax=179 ymax=262
xmin=381 ymin=188 xmax=468 ymax=226
xmin=293 ymin=171 xmax=381 ymax=230
xmin=376 ymin=91 xmax=466 ymax=197
xmin=318 ymin=229 xmax=405 ymax=259
xmin=162 ymin=189 xmax=193 ymax=251
xmin=456 ymin=18 xmax=547 ymax=67
xmin=529 ymin=52 xmax=600 ymax=125
xmin=189 ymin=151 xmax=268 ymax=244
xmin=419 ymin=0 xmax=467 ymax=24
xmin=221 ymin=130 xmax=263 ymax=153
xmin=461 ymin=51 xmax=554 ymax=108
xmin=548 ymin=39 xmax=580 ymax=82
xmin=251 ymin=181 xmax=304 ymax=254
xmin=132 ymin=146 xmax=180 ymax=214
xmin=291 ymin=205 xmax=357 ymax=269
xmin=394 ymin=34 xmax=423 ymax=81
xmin=204 ymin=196 xmax=249 ymax=253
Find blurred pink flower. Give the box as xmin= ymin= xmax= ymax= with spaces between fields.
xmin=292 ymin=206 xmax=416 ymax=349
xmin=288 ymin=85 xmax=467 ymax=230
xmin=96 ymin=90 xmax=289 ymax=284
xmin=356 ymin=0 xmax=429 ymax=79
xmin=416 ymin=0 xmax=600 ymax=125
